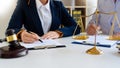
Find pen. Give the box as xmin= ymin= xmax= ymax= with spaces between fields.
xmin=28 ymin=31 xmax=43 ymax=43
xmin=38 ymin=39 xmax=43 ymax=43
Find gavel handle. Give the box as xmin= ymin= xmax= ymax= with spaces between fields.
xmin=0 ymin=38 xmax=6 ymax=43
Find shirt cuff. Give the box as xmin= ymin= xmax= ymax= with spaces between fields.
xmin=55 ymin=30 xmax=63 ymax=38
xmin=16 ymin=29 xmax=26 ymax=41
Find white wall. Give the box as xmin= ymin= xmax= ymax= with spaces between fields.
xmin=0 ymin=0 xmax=17 ymax=38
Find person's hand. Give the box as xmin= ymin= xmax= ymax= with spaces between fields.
xmin=112 ymin=32 xmax=120 ymax=38
xmin=21 ymin=30 xmax=40 ymax=43
xmin=41 ymin=31 xmax=60 ymax=39
xmin=86 ymin=24 xmax=100 ymax=35
xmin=114 ymin=32 xmax=120 ymax=36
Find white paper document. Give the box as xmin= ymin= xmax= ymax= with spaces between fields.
xmin=20 ymin=39 xmax=62 ymax=48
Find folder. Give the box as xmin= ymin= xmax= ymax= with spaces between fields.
xmin=27 ymin=45 xmax=66 ymax=50
xmin=72 ymin=41 xmax=111 ymax=48
xmin=72 ymin=35 xmax=118 ymax=48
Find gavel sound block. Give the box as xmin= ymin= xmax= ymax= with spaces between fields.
xmin=0 ymin=29 xmax=28 ymax=58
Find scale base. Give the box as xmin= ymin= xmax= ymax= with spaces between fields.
xmin=108 ymin=36 xmax=120 ymax=40
xmin=72 ymin=35 xmax=89 ymax=40
xmin=86 ymin=46 xmax=102 ymax=55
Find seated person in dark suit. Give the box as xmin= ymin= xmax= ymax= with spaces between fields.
xmin=7 ymin=0 xmax=80 ymax=43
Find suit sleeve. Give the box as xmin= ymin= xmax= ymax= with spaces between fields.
xmin=7 ymin=0 xmax=25 ymax=34
xmin=57 ymin=1 xmax=81 ymax=37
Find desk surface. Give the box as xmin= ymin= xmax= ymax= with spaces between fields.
xmin=0 ymin=36 xmax=120 ymax=68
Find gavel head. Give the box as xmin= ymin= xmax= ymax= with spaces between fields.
xmin=5 ymin=29 xmax=20 ymax=48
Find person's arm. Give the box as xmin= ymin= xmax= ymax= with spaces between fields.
xmin=7 ymin=0 xmax=25 ymax=34
xmin=86 ymin=24 xmax=100 ymax=35
xmin=86 ymin=0 xmax=101 ymax=35
xmin=7 ymin=0 xmax=39 ymax=43
xmin=57 ymin=1 xmax=81 ymax=37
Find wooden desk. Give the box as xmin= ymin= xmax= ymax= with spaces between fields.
xmin=0 ymin=36 xmax=120 ymax=68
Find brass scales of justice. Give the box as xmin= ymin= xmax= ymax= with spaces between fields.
xmin=72 ymin=9 xmax=120 ymax=55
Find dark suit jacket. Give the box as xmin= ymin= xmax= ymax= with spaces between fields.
xmin=7 ymin=0 xmax=80 ymax=37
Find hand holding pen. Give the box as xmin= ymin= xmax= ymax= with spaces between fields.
xmin=21 ymin=30 xmax=43 ymax=43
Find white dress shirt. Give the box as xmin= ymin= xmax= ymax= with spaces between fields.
xmin=36 ymin=0 xmax=52 ymax=34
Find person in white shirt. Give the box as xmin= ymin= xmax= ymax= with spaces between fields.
xmin=87 ymin=0 xmax=120 ymax=36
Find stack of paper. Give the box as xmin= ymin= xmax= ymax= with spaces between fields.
xmin=20 ymin=39 xmax=64 ymax=49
